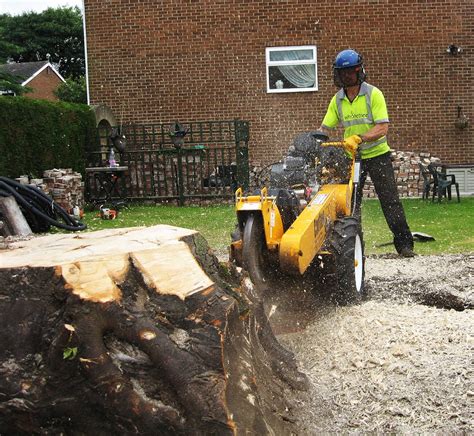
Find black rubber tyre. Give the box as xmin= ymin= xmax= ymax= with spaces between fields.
xmin=242 ymin=214 xmax=273 ymax=288
xmin=329 ymin=216 xmax=366 ymax=305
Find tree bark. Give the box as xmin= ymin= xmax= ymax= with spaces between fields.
xmin=0 ymin=196 xmax=32 ymax=237
xmin=0 ymin=225 xmax=307 ymax=434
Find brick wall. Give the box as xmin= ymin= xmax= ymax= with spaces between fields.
xmin=25 ymin=66 xmax=63 ymax=101
xmin=84 ymin=0 xmax=473 ymax=167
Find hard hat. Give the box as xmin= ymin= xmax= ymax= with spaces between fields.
xmin=333 ymin=49 xmax=363 ymax=69
xmin=332 ymin=49 xmax=366 ymax=87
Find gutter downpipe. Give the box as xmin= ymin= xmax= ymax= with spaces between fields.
xmin=81 ymin=0 xmax=90 ymax=105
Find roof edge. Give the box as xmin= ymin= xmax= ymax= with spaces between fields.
xmin=21 ymin=62 xmax=66 ymax=86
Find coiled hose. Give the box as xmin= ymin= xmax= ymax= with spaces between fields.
xmin=0 ymin=176 xmax=87 ymax=232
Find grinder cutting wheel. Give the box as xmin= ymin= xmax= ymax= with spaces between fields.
xmin=230 ymin=132 xmax=365 ymax=305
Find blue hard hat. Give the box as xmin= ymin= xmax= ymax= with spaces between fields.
xmin=333 ymin=49 xmax=366 ymax=87
xmin=333 ymin=49 xmax=363 ymax=69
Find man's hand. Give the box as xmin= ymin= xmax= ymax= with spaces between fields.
xmin=343 ymin=135 xmax=362 ymax=154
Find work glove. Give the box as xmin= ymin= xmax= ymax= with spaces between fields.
xmin=343 ymin=135 xmax=362 ymax=155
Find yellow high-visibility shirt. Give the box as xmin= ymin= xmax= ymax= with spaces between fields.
xmin=322 ymin=82 xmax=390 ymax=159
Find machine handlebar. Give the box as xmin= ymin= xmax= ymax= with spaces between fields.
xmin=321 ymin=141 xmax=346 ymax=147
xmin=321 ymin=140 xmax=360 ymax=157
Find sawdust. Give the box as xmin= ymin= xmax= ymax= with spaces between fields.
xmin=278 ymin=253 xmax=474 ymax=434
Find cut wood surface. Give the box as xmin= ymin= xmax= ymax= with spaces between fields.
xmin=0 ymin=225 xmax=307 ymax=434
xmin=1 ymin=226 xmax=214 ymax=302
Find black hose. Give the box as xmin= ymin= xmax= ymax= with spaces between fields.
xmin=0 ymin=176 xmax=87 ymax=232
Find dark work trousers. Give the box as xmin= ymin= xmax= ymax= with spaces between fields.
xmin=354 ymin=151 xmax=414 ymax=253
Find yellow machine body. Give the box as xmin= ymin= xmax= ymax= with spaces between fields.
xmin=234 ymin=187 xmax=285 ymax=249
xmin=279 ymin=183 xmax=351 ymax=275
xmin=233 ymin=144 xmax=357 ymax=276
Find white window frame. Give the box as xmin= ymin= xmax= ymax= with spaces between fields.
xmin=266 ymin=45 xmax=318 ymax=94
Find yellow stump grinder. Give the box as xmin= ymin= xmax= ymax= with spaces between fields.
xmin=230 ymin=132 xmax=366 ymax=304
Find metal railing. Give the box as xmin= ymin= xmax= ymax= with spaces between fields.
xmin=86 ymin=120 xmax=249 ymax=205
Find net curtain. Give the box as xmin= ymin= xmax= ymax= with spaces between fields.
xmin=272 ymin=51 xmax=315 ymax=88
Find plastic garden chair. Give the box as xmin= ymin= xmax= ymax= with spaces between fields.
xmin=418 ymin=163 xmax=435 ymax=200
xmin=427 ymin=163 xmax=460 ymax=203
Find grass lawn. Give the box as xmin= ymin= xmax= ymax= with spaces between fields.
xmin=81 ymin=197 xmax=474 ymax=255
xmin=362 ymin=197 xmax=474 ymax=255
xmin=83 ymin=204 xmax=236 ymax=252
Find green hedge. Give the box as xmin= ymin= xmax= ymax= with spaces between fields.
xmin=0 ymin=96 xmax=97 ymax=178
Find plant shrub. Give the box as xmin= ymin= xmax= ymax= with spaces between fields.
xmin=54 ymin=77 xmax=87 ymax=104
xmin=0 ymin=96 xmax=97 ymax=178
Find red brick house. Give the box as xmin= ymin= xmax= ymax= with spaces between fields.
xmin=83 ymin=0 xmax=472 ymax=169
xmin=0 ymin=61 xmax=65 ymax=101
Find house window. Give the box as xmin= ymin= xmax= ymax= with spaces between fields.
xmin=266 ymin=46 xmax=318 ymax=93
xmin=0 ymin=90 xmax=15 ymax=96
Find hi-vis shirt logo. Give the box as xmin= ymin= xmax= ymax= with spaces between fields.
xmin=345 ymin=112 xmax=368 ymax=120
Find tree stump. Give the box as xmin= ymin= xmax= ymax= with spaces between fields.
xmin=0 ymin=225 xmax=308 ymax=434
xmin=0 ymin=196 xmax=32 ymax=237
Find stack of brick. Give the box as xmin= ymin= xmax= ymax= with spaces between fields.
xmin=250 ymin=150 xmax=441 ymax=198
xmin=363 ymin=150 xmax=441 ymax=198
xmin=15 ymin=176 xmax=51 ymax=197
xmin=41 ymin=169 xmax=84 ymax=211
xmin=14 ymin=169 xmax=84 ymax=212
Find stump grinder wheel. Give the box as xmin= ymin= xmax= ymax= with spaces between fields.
xmin=242 ymin=214 xmax=274 ymax=288
xmin=329 ymin=216 xmax=366 ymax=305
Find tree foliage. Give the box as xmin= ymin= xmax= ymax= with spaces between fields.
xmin=0 ymin=7 xmax=84 ymax=79
xmin=54 ymin=76 xmax=87 ymax=104
xmin=0 ymin=96 xmax=96 ymax=177
xmin=0 ymin=71 xmax=30 ymax=95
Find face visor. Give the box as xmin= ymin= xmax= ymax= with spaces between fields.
xmin=333 ymin=65 xmax=366 ymax=88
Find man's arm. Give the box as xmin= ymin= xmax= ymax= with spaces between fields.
xmin=360 ymin=122 xmax=389 ymax=142
xmin=318 ymin=125 xmax=333 ymax=137
xmin=320 ymin=95 xmax=339 ymax=134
